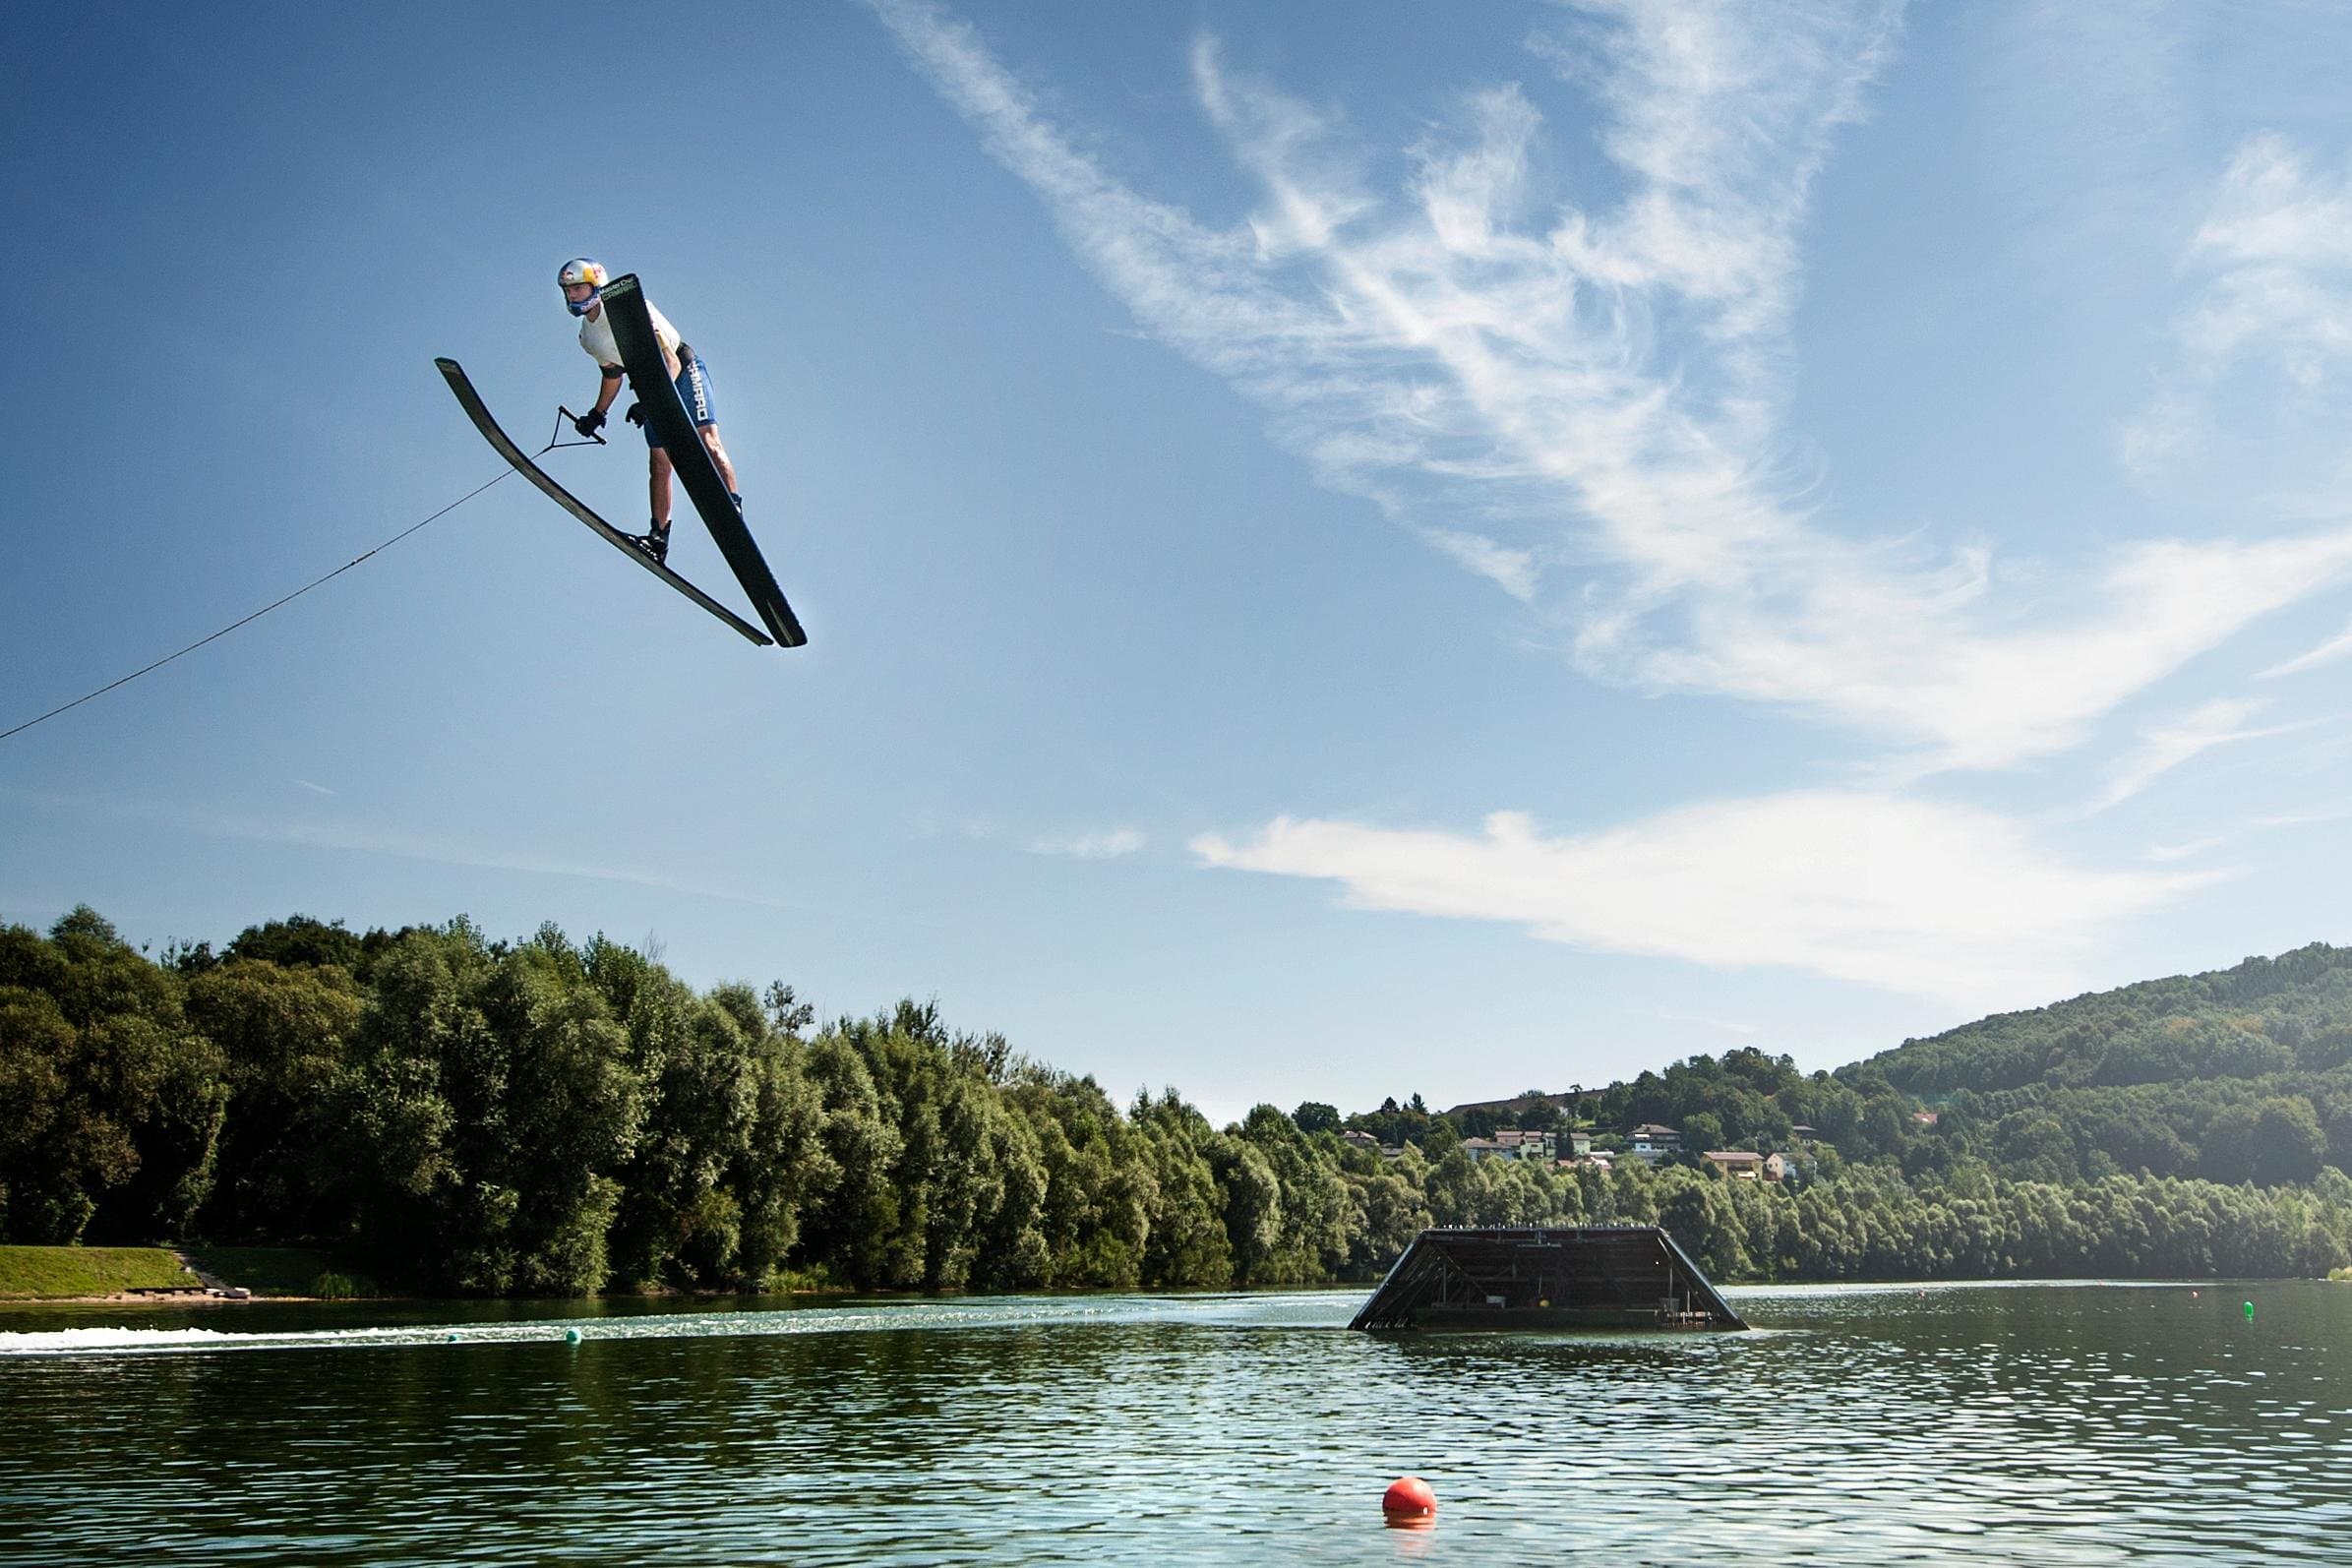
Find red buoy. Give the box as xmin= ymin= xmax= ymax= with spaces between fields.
xmin=1382 ymin=1476 xmax=1437 ymax=1526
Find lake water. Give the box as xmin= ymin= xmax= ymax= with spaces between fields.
xmin=1 ymin=1280 xmax=2345 ymax=1564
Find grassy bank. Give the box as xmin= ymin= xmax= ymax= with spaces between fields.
xmin=0 ymin=1246 xmax=199 ymax=1298
xmin=181 ymin=1245 xmax=375 ymax=1297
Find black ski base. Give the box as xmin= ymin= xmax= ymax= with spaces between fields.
xmin=598 ymin=273 xmax=809 ymax=648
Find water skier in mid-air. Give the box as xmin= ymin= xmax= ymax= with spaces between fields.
xmin=557 ymin=257 xmax=743 ymax=565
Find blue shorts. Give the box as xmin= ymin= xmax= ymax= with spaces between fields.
xmin=644 ymin=354 xmax=719 ymax=448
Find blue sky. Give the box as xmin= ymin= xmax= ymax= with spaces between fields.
xmin=7 ymin=1 xmax=2352 ymax=1123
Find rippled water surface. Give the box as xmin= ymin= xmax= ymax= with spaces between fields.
xmin=2 ymin=1280 xmax=2345 ymax=1564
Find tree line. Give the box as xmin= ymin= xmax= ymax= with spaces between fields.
xmin=4 ymin=908 xmax=2349 ymax=1295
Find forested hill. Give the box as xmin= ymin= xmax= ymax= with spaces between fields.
xmin=1863 ymin=943 xmax=2352 ymax=1098
xmin=1342 ymin=941 xmax=2352 ymax=1194
xmin=1841 ymin=942 xmax=2352 ymax=1190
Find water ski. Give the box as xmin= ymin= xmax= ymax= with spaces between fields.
xmin=435 ymin=357 xmax=772 ymax=647
xmin=597 ymin=273 xmax=808 ymax=649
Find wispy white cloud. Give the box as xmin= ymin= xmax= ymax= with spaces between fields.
xmin=2259 ymin=615 xmax=2352 ymax=678
xmin=189 ymin=812 xmax=801 ymax=911
xmin=2254 ymin=807 xmax=2352 ymax=831
xmin=1639 ymin=531 xmax=2352 ymax=772
xmin=2116 ymin=392 xmax=2202 ymax=478
xmin=873 ymin=0 xmax=2352 ymax=772
xmin=1417 ymin=526 xmax=1540 ymax=601
xmin=1193 ymin=792 xmax=2213 ymax=1010
xmin=292 ymin=779 xmax=336 ymax=797
xmin=1027 ymin=826 xmax=1146 ymax=860
xmin=2141 ymin=804 xmax=2351 ymax=863
xmin=2178 ymin=134 xmax=2352 ymax=372
xmin=2125 ymin=132 xmax=2352 ymax=476
xmin=926 ymin=814 xmax=1145 ymax=860
xmin=2081 ymin=696 xmax=2317 ymax=815
xmin=2141 ymin=835 xmax=2228 ymax=864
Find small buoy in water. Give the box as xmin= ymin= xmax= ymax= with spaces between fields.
xmin=565 ymin=1327 xmax=583 ymax=1344
xmin=1382 ymin=1476 xmax=1437 ymax=1528
xmin=2244 ymin=1300 xmax=2255 ymax=1323
xmin=446 ymin=1332 xmax=459 ymax=1343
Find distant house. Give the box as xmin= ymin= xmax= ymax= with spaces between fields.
xmin=1628 ymin=1123 xmax=1681 ymax=1163
xmin=1911 ymin=1110 xmax=1940 ymax=1126
xmin=1568 ymin=1128 xmax=1594 ymax=1157
xmin=1788 ymin=1124 xmax=1819 ymax=1144
xmin=1763 ymin=1152 xmax=1792 ymax=1182
xmin=1464 ymin=1129 xmax=1555 ymax=1164
xmin=1702 ymin=1150 xmax=1765 ymax=1180
xmin=1342 ymin=1128 xmax=1381 ymax=1151
xmin=1495 ymin=1128 xmax=1556 ymax=1161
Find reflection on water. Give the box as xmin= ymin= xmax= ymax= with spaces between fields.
xmin=1 ymin=1281 xmax=2345 ymax=1565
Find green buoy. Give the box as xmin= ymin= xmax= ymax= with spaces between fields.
xmin=2244 ymin=1299 xmax=2255 ymax=1323
xmin=565 ymin=1327 xmax=582 ymax=1343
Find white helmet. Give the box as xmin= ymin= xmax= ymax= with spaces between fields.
xmin=557 ymin=257 xmax=608 ymax=317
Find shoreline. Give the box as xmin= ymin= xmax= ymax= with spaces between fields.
xmin=0 ymin=1291 xmax=319 ymax=1307
xmin=6 ymin=1269 xmax=2330 ymax=1309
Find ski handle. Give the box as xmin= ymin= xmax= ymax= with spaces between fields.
xmin=550 ymin=405 xmax=610 ymax=452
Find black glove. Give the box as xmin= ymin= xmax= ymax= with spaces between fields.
xmin=573 ymin=408 xmax=607 ymax=439
xmin=624 ymin=402 xmax=644 ymax=427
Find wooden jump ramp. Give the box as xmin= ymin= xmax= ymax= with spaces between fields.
xmin=1348 ymin=1225 xmax=1748 ymax=1332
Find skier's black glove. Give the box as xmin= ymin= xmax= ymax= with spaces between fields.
xmin=624 ymin=402 xmax=644 ymax=427
xmin=573 ymin=408 xmax=607 ymax=439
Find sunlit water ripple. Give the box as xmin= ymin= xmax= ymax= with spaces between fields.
xmin=0 ymin=1280 xmax=2343 ymax=1564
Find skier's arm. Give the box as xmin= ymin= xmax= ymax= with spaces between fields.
xmin=570 ymin=365 xmax=625 ymax=438
xmin=648 ymin=303 xmax=686 ymax=379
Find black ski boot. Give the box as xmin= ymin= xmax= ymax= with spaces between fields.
xmin=633 ymin=521 xmax=671 ymax=566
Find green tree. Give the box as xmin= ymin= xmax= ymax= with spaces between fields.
xmin=1292 ymin=1101 xmax=1340 ymax=1135
xmin=1213 ymin=1136 xmax=1283 ymax=1285
xmin=1132 ymin=1089 xmax=1232 ymax=1287
xmin=185 ymin=957 xmax=362 ymax=1239
xmin=0 ymin=910 xmax=227 ymax=1243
